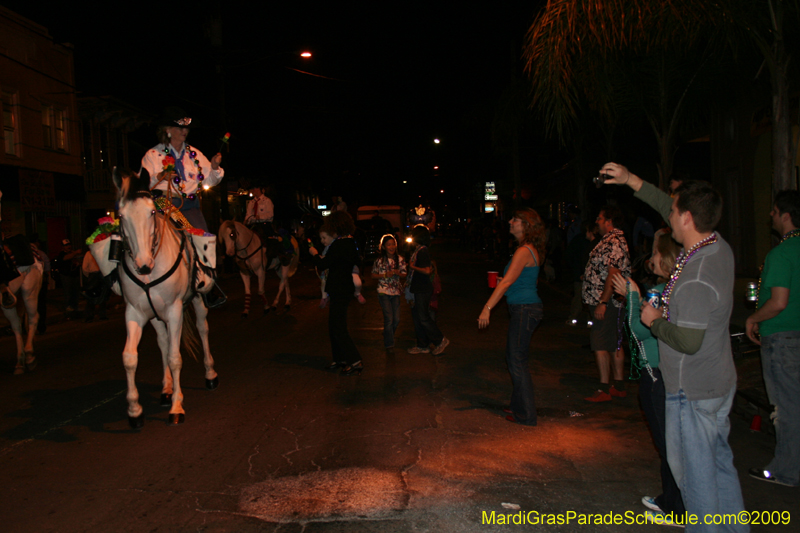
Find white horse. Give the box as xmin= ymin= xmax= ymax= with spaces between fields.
xmin=3 ymin=261 xmax=42 ymax=374
xmin=218 ymin=220 xmax=299 ymax=317
xmin=112 ymin=168 xmax=218 ymax=428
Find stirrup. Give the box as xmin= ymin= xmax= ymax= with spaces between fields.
xmin=202 ymin=285 xmax=228 ymax=309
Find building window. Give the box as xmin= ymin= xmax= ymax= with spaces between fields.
xmin=42 ymin=105 xmax=68 ymax=151
xmin=2 ymin=90 xmax=19 ymax=156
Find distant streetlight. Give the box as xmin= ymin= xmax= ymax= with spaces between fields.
xmin=440 ymin=190 xmax=444 ymax=193
xmin=403 ymin=180 xmax=407 ymax=184
xmin=433 ymin=166 xmax=439 ymax=170
xmin=433 ymin=138 xmax=440 ymax=144
xmin=300 ymin=51 xmax=312 ymax=58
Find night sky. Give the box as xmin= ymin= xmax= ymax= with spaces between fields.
xmin=5 ymin=1 xmax=558 ymax=209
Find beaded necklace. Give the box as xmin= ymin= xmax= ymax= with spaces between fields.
xmin=163 ymin=143 xmax=205 ymax=200
xmin=660 ymin=232 xmax=718 ymax=321
xmin=756 ymin=228 xmax=800 ymax=308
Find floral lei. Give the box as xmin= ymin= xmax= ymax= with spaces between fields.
xmin=660 ymin=232 xmax=718 ymax=321
xmin=85 ymin=216 xmax=120 ymax=245
xmin=756 ymin=228 xmax=800 ymax=308
xmin=162 ymin=144 xmax=204 ymax=200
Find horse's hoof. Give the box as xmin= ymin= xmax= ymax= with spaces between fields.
xmin=241 ymin=312 xmax=249 ymax=318
xmin=206 ymin=377 xmax=219 ymax=390
xmin=128 ymin=415 xmax=145 ymax=429
xmin=168 ymin=413 xmax=185 ymax=425
xmin=160 ymin=393 xmax=172 ymax=407
xmin=14 ymin=365 xmax=24 ymax=375
xmin=266 ymin=306 xmax=277 ymax=315
xmin=283 ymin=305 xmax=291 ymax=314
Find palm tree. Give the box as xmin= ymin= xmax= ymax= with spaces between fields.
xmin=523 ymin=0 xmax=799 ymax=192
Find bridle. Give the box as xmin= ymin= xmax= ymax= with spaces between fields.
xmin=229 ymin=222 xmax=262 ymax=261
xmin=118 ymin=191 xmax=162 ymax=272
xmin=118 ymin=191 xmax=189 ymax=322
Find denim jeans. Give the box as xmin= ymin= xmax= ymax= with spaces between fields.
xmin=760 ymin=331 xmax=800 ymax=486
xmin=379 ymin=294 xmax=401 ymax=349
xmin=410 ymin=288 xmax=443 ymax=348
xmin=666 ymin=386 xmax=748 ymax=533
xmin=639 ymin=368 xmax=684 ymax=514
xmin=506 ymin=303 xmax=543 ymax=426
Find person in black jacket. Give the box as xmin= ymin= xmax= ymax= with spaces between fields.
xmin=309 ymin=211 xmax=363 ymax=375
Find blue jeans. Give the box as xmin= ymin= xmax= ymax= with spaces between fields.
xmin=666 ymin=387 xmax=748 ymax=533
xmin=379 ymin=294 xmax=401 ymax=349
xmin=410 ymin=289 xmax=443 ymax=348
xmin=760 ymin=331 xmax=800 ymax=486
xmin=506 ymin=303 xmax=543 ymax=426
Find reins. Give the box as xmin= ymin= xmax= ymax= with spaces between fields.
xmin=231 ymin=222 xmax=263 ymax=262
xmin=119 ymin=204 xmax=189 ymax=323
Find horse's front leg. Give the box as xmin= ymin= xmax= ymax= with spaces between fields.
xmin=150 ymin=318 xmax=173 ymax=407
xmin=165 ymin=303 xmax=185 ymax=425
xmin=283 ymin=266 xmax=292 ymax=311
xmin=21 ymin=276 xmax=40 ymax=371
xmin=3 ymin=307 xmax=25 ymax=375
xmin=257 ymin=264 xmax=270 ymax=314
xmin=193 ymin=296 xmax=218 ymax=390
xmin=123 ymin=313 xmax=148 ymax=428
xmin=241 ymin=269 xmax=251 ymax=318
xmin=272 ymin=265 xmax=291 ymax=313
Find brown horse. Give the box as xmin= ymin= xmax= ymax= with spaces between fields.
xmin=218 ymin=220 xmax=299 ymax=316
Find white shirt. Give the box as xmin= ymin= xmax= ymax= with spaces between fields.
xmin=246 ymin=195 xmax=274 ymax=223
xmin=140 ymin=142 xmax=224 ymax=196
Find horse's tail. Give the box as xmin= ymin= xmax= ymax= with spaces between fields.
xmin=288 ymin=236 xmax=300 ymax=277
xmin=180 ymin=299 xmax=202 ymax=361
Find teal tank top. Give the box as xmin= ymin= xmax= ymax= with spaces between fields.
xmin=504 ymin=246 xmax=541 ymax=305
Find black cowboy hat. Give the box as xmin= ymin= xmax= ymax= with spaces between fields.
xmin=157 ymin=106 xmax=194 ymax=128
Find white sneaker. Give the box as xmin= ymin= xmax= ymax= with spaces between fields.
xmin=644 ymin=510 xmax=685 ymax=528
xmin=641 ymin=496 xmax=662 ymax=512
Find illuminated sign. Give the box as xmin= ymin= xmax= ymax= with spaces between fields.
xmin=318 ymin=205 xmax=327 ymax=209
xmin=485 ymin=194 xmax=498 ymax=201
xmin=321 ymin=210 xmax=332 ymax=217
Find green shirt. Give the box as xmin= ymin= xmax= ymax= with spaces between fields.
xmin=626 ymin=283 xmax=665 ymax=368
xmin=758 ymin=236 xmax=800 ymax=336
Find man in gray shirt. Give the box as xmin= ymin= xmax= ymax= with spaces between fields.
xmin=600 ymin=163 xmax=747 ymax=532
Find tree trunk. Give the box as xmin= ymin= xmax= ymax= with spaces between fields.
xmin=771 ymin=51 xmax=794 ymax=192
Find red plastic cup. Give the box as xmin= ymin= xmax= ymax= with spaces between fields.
xmin=488 ymin=271 xmax=498 ymax=288
xmin=750 ymin=415 xmax=762 ymax=431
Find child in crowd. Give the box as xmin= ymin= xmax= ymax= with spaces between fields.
xmin=371 ymin=234 xmax=407 ymax=354
xmin=317 ymin=228 xmax=366 ymax=308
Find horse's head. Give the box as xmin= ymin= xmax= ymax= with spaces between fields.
xmin=113 ymin=167 xmax=157 ymax=275
xmin=219 ymin=220 xmax=236 ymax=257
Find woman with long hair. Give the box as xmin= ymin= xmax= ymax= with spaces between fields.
xmin=371 ymin=234 xmax=407 ymax=355
xmin=612 ymin=230 xmax=685 ymax=520
xmin=478 ymin=208 xmax=546 ymax=426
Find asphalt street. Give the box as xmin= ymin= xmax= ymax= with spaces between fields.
xmin=0 ymin=241 xmax=795 ymax=532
